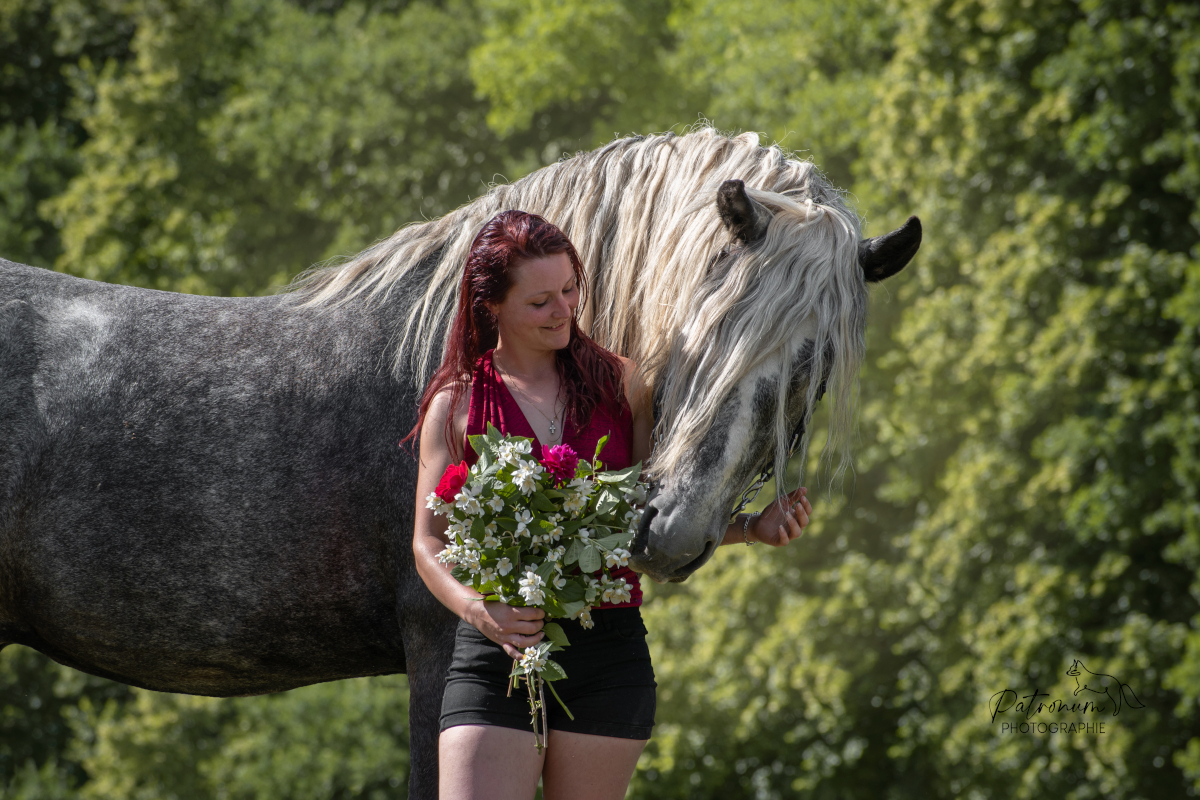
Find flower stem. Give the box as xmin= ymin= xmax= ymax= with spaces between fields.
xmin=545 ymin=678 xmax=574 ymax=720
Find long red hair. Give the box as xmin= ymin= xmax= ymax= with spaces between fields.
xmin=405 ymin=210 xmax=627 ymax=451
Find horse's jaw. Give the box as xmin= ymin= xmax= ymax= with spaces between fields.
xmin=628 ymin=484 xmax=727 ymax=583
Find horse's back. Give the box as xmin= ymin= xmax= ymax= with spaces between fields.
xmin=0 ymin=259 xmax=415 ymax=695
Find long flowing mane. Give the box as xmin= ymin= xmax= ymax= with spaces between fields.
xmin=288 ymin=127 xmax=866 ymax=488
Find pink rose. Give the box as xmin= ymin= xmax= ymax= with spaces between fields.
xmin=540 ymin=444 xmax=580 ymax=485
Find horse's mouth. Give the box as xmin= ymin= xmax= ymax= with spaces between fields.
xmin=666 ymin=540 xmax=715 ymax=583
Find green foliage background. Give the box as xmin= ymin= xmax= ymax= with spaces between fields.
xmin=3 ymin=0 xmax=1198 ymax=797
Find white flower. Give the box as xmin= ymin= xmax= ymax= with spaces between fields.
xmin=479 ymin=567 xmax=496 ymax=584
xmin=513 ymin=439 xmax=532 ymax=455
xmin=446 ymin=521 xmax=466 ymax=540
xmin=496 ymin=441 xmax=518 ymax=466
xmin=600 ymin=575 xmax=633 ymax=605
xmin=482 ymin=530 xmax=501 ymax=549
xmin=577 ymin=607 xmax=594 ymax=629
xmin=547 ymin=525 xmax=564 ymax=543
xmin=578 ymin=527 xmax=592 ymax=540
xmin=605 ymin=548 xmax=631 ymax=569
xmin=547 ymin=545 xmax=567 ymax=563
xmin=486 ymin=495 xmax=505 ymax=513
xmin=461 ymin=550 xmax=481 ymax=571
xmin=514 ymin=509 xmax=534 ymax=537
xmin=624 ymin=485 xmax=648 ymax=505
xmin=518 ymin=569 xmax=546 ymax=605
xmin=562 ymin=488 xmax=590 ymax=516
xmin=426 ymin=492 xmax=447 ymax=513
xmin=437 ymin=544 xmax=460 ymax=565
xmin=553 ymin=575 xmax=567 ymax=589
xmin=457 ymin=496 xmax=483 ymax=517
xmin=497 ymin=557 xmax=513 ymax=576
xmin=519 ymin=646 xmax=547 ymax=673
xmin=512 ymin=465 xmax=539 ymax=495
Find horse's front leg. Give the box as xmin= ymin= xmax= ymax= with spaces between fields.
xmin=401 ymin=584 xmax=459 ymax=800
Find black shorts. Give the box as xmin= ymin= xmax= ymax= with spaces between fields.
xmin=439 ymin=606 xmax=656 ymax=740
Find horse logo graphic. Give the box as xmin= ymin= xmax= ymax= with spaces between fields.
xmin=1066 ymin=660 xmax=1146 ymax=716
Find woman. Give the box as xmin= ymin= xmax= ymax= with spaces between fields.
xmin=409 ymin=210 xmax=812 ymax=800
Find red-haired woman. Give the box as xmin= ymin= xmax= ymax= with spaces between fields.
xmin=411 ymin=210 xmax=812 ymax=799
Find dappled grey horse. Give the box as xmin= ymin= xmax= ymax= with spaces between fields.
xmin=0 ymin=129 xmax=918 ymax=798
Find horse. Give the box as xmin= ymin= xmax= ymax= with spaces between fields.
xmin=0 ymin=127 xmax=918 ymax=797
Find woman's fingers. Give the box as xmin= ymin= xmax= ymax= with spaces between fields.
xmin=510 ymin=619 xmax=544 ymax=635
xmin=513 ymin=606 xmax=546 ymax=620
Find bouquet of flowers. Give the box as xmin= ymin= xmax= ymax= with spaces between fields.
xmin=427 ymin=423 xmax=649 ymax=750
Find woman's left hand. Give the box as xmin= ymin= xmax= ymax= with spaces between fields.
xmin=749 ymin=486 xmax=811 ymax=546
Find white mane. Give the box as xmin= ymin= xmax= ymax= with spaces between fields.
xmin=289 ymin=127 xmax=866 ymax=488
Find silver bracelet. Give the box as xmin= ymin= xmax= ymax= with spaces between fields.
xmin=742 ymin=512 xmax=758 ymax=546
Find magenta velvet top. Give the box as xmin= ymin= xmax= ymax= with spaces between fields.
xmin=463 ymin=349 xmax=642 ymax=608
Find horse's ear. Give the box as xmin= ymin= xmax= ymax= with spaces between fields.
xmin=859 ymin=216 xmax=922 ymax=282
xmin=717 ymin=179 xmax=769 ymax=244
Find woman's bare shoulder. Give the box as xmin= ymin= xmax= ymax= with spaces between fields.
xmin=427 ymin=379 xmax=471 ymax=419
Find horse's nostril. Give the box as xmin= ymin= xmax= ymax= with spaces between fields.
xmin=633 ymin=504 xmax=658 ymax=555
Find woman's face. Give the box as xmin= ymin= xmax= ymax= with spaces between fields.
xmin=487 ymin=252 xmax=579 ymax=353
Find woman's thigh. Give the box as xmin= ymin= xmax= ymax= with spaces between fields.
xmin=438 ymin=724 xmax=545 ymax=800
xmin=541 ymin=730 xmax=647 ymax=800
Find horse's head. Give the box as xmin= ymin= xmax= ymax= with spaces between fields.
xmin=629 ymin=179 xmax=920 ymax=583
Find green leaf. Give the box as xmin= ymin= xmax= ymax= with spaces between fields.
xmin=532 ymin=492 xmax=557 ymax=513
xmin=542 ymin=622 xmax=570 ymax=648
xmin=556 ymin=580 xmax=585 ymax=602
xmin=540 ymin=659 xmax=568 ymax=682
xmin=467 ymin=434 xmax=493 ymax=458
xmin=564 ymin=539 xmax=582 ymax=566
xmin=596 ymin=488 xmax=621 ymax=515
xmin=594 ymin=533 xmax=629 ymax=551
xmin=535 ymin=560 xmax=557 ymax=582
xmin=593 ymin=434 xmax=609 ymax=463
xmin=595 ymin=463 xmax=641 ymax=485
xmin=543 ymin=596 xmax=566 ymax=618
xmin=560 ymin=600 xmax=586 ymax=618
xmin=578 ymin=545 xmax=601 ymax=573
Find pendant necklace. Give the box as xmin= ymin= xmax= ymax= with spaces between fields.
xmin=494 ymin=355 xmax=563 ymax=442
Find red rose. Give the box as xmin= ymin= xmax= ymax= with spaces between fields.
xmin=435 ymin=461 xmax=469 ymax=504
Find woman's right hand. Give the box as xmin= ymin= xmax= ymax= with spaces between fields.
xmin=465 ymin=600 xmax=546 ymax=659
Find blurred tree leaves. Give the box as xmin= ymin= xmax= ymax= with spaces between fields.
xmin=635 ymin=1 xmax=1200 ymax=798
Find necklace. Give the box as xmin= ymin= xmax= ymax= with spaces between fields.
xmin=493 ymin=354 xmax=563 ymax=442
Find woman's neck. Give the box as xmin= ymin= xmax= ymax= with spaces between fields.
xmin=492 ymin=340 xmax=557 ymax=382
